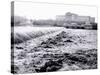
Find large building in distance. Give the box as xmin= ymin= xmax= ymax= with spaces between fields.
xmin=56 ymin=12 xmax=95 ymax=24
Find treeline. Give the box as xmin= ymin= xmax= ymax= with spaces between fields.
xmin=11 ymin=16 xmax=97 ymax=30
xmin=11 ymin=16 xmax=32 ymax=26
xmin=32 ymin=20 xmax=97 ymax=30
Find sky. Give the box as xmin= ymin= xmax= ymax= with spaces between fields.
xmin=14 ymin=1 xmax=98 ymax=22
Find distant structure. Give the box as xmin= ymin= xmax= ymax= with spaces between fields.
xmin=56 ymin=12 xmax=95 ymax=24
xmin=31 ymin=12 xmax=97 ymax=29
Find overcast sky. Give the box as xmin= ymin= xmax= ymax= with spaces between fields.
xmin=14 ymin=1 xmax=97 ymax=22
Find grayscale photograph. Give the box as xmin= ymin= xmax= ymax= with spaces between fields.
xmin=11 ymin=1 xmax=98 ymax=74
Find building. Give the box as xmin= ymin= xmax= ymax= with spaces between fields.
xmin=56 ymin=12 xmax=95 ymax=24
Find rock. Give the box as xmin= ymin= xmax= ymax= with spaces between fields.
xmin=64 ymin=39 xmax=73 ymax=42
xmin=48 ymin=38 xmax=52 ymax=41
xmin=41 ymin=41 xmax=47 ymax=45
xmin=16 ymin=46 xmax=23 ymax=49
xmin=39 ymin=60 xmax=62 ymax=72
xmin=43 ymin=45 xmax=52 ymax=48
xmin=49 ymin=41 xmax=57 ymax=45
